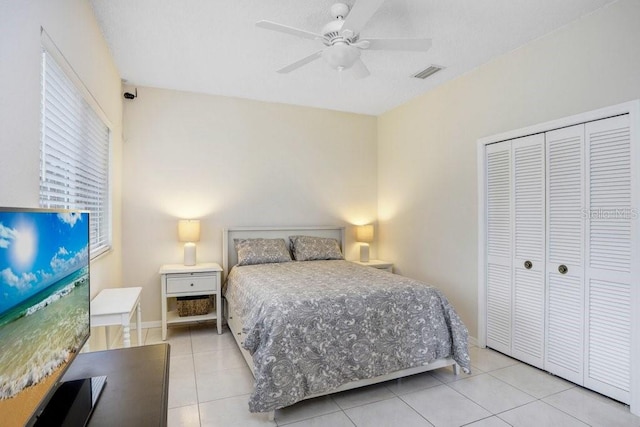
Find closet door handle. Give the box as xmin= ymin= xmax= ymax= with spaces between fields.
xmin=558 ymin=264 xmax=568 ymax=274
xmin=524 ymin=261 xmax=532 ymax=269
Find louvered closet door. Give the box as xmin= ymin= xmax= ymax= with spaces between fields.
xmin=511 ymin=135 xmax=546 ymax=368
xmin=545 ymin=124 xmax=585 ymax=385
xmin=486 ymin=142 xmax=512 ymax=355
xmin=584 ymin=115 xmax=632 ymax=404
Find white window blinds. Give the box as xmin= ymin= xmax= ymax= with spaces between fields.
xmin=40 ymin=44 xmax=111 ymax=258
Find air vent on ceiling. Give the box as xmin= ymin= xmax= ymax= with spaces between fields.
xmin=412 ymin=65 xmax=444 ymax=79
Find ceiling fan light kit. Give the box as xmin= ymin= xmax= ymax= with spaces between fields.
xmin=256 ymin=1 xmax=432 ymax=79
xmin=322 ymin=43 xmax=361 ymax=70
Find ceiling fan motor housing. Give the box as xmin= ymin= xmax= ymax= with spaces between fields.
xmin=322 ymin=3 xmax=358 ymax=45
xmin=322 ymin=19 xmax=349 ymax=41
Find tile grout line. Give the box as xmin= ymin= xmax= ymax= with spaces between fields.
xmin=482 ymin=363 xmax=595 ymax=426
xmin=456 ymin=367 xmax=591 ymax=426
xmin=187 ymin=326 xmax=203 ymax=427
xmin=397 ymin=383 xmax=465 ymax=426
xmin=459 ymin=414 xmax=514 ymax=427
xmin=339 ymin=399 xmax=367 ymax=427
xmin=441 ymin=376 xmax=531 ymax=422
xmin=537 ymin=387 xmax=600 ymax=427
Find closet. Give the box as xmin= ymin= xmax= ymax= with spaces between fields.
xmin=478 ymin=101 xmax=639 ymax=415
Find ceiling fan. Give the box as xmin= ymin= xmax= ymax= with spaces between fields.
xmin=256 ymin=1 xmax=432 ymax=79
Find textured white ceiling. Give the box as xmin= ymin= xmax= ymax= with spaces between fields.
xmin=89 ymin=0 xmax=616 ymax=116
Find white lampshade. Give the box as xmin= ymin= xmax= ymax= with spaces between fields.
xmin=178 ymin=219 xmax=200 ymax=266
xmin=356 ymin=225 xmax=374 ymax=243
xmin=178 ymin=219 xmax=200 ymax=243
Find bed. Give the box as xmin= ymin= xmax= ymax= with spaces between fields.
xmin=222 ymin=226 xmax=470 ymax=415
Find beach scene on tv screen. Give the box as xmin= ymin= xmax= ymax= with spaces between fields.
xmin=0 ymin=210 xmax=89 ymax=423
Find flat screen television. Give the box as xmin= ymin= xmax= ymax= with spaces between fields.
xmin=0 ymin=207 xmax=95 ymax=426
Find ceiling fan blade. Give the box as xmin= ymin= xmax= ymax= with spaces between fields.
xmin=350 ymin=58 xmax=370 ymax=80
xmin=277 ymin=50 xmax=324 ymax=74
xmin=341 ymin=0 xmax=386 ymax=34
xmin=256 ymin=20 xmax=324 ymax=41
xmin=351 ymin=40 xmax=370 ymax=49
xmin=365 ymin=38 xmax=432 ymax=51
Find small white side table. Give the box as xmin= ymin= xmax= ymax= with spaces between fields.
xmin=159 ymin=263 xmax=223 ymax=340
xmin=91 ymin=287 xmax=143 ymax=348
xmin=351 ymin=259 xmax=394 ymax=273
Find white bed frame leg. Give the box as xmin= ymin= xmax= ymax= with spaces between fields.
xmin=267 ymin=411 xmax=275 ymax=422
xmin=453 ymin=363 xmax=460 ymax=376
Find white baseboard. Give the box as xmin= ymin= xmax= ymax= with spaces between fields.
xmin=133 ymin=320 xmax=162 ymax=329
xmin=112 ymin=321 xmax=161 ymax=344
xmin=90 ymin=321 xmax=162 ymax=349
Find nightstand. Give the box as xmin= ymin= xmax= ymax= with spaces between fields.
xmin=159 ymin=262 xmax=223 ymax=339
xmin=352 ymin=259 xmax=393 ymax=273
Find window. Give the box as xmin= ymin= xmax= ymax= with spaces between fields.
xmin=39 ymin=32 xmax=112 ymax=258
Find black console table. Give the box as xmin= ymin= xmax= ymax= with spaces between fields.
xmin=62 ymin=343 xmax=170 ymax=426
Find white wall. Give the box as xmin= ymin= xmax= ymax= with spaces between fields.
xmin=122 ymin=87 xmax=377 ymax=322
xmin=377 ymin=0 xmax=640 ymax=339
xmin=0 ymin=0 xmax=124 ymax=296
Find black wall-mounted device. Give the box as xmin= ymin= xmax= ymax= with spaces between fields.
xmin=123 ymin=88 xmax=137 ymax=100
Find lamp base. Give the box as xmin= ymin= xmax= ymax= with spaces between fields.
xmin=184 ymin=243 xmax=196 ymax=266
xmin=359 ymin=243 xmax=370 ymax=263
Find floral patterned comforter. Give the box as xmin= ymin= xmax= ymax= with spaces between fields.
xmin=224 ymin=260 xmax=470 ymax=412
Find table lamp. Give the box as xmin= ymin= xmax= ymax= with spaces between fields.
xmin=178 ymin=219 xmax=200 ymax=266
xmin=356 ymin=224 xmax=374 ymax=262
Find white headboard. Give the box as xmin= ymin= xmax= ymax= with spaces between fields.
xmin=222 ymin=226 xmax=345 ymax=278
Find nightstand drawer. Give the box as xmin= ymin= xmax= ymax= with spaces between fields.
xmin=166 ymin=272 xmax=216 ymax=294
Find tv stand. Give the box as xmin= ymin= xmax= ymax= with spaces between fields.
xmin=60 ymin=344 xmax=170 ymax=426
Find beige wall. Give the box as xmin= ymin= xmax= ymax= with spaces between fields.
xmin=377 ymin=0 xmax=640 ymax=339
xmin=0 ymin=0 xmax=124 ymax=296
xmin=122 ymin=87 xmax=377 ymax=322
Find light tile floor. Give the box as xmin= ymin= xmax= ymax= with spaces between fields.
xmin=90 ymin=324 xmax=640 ymax=427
